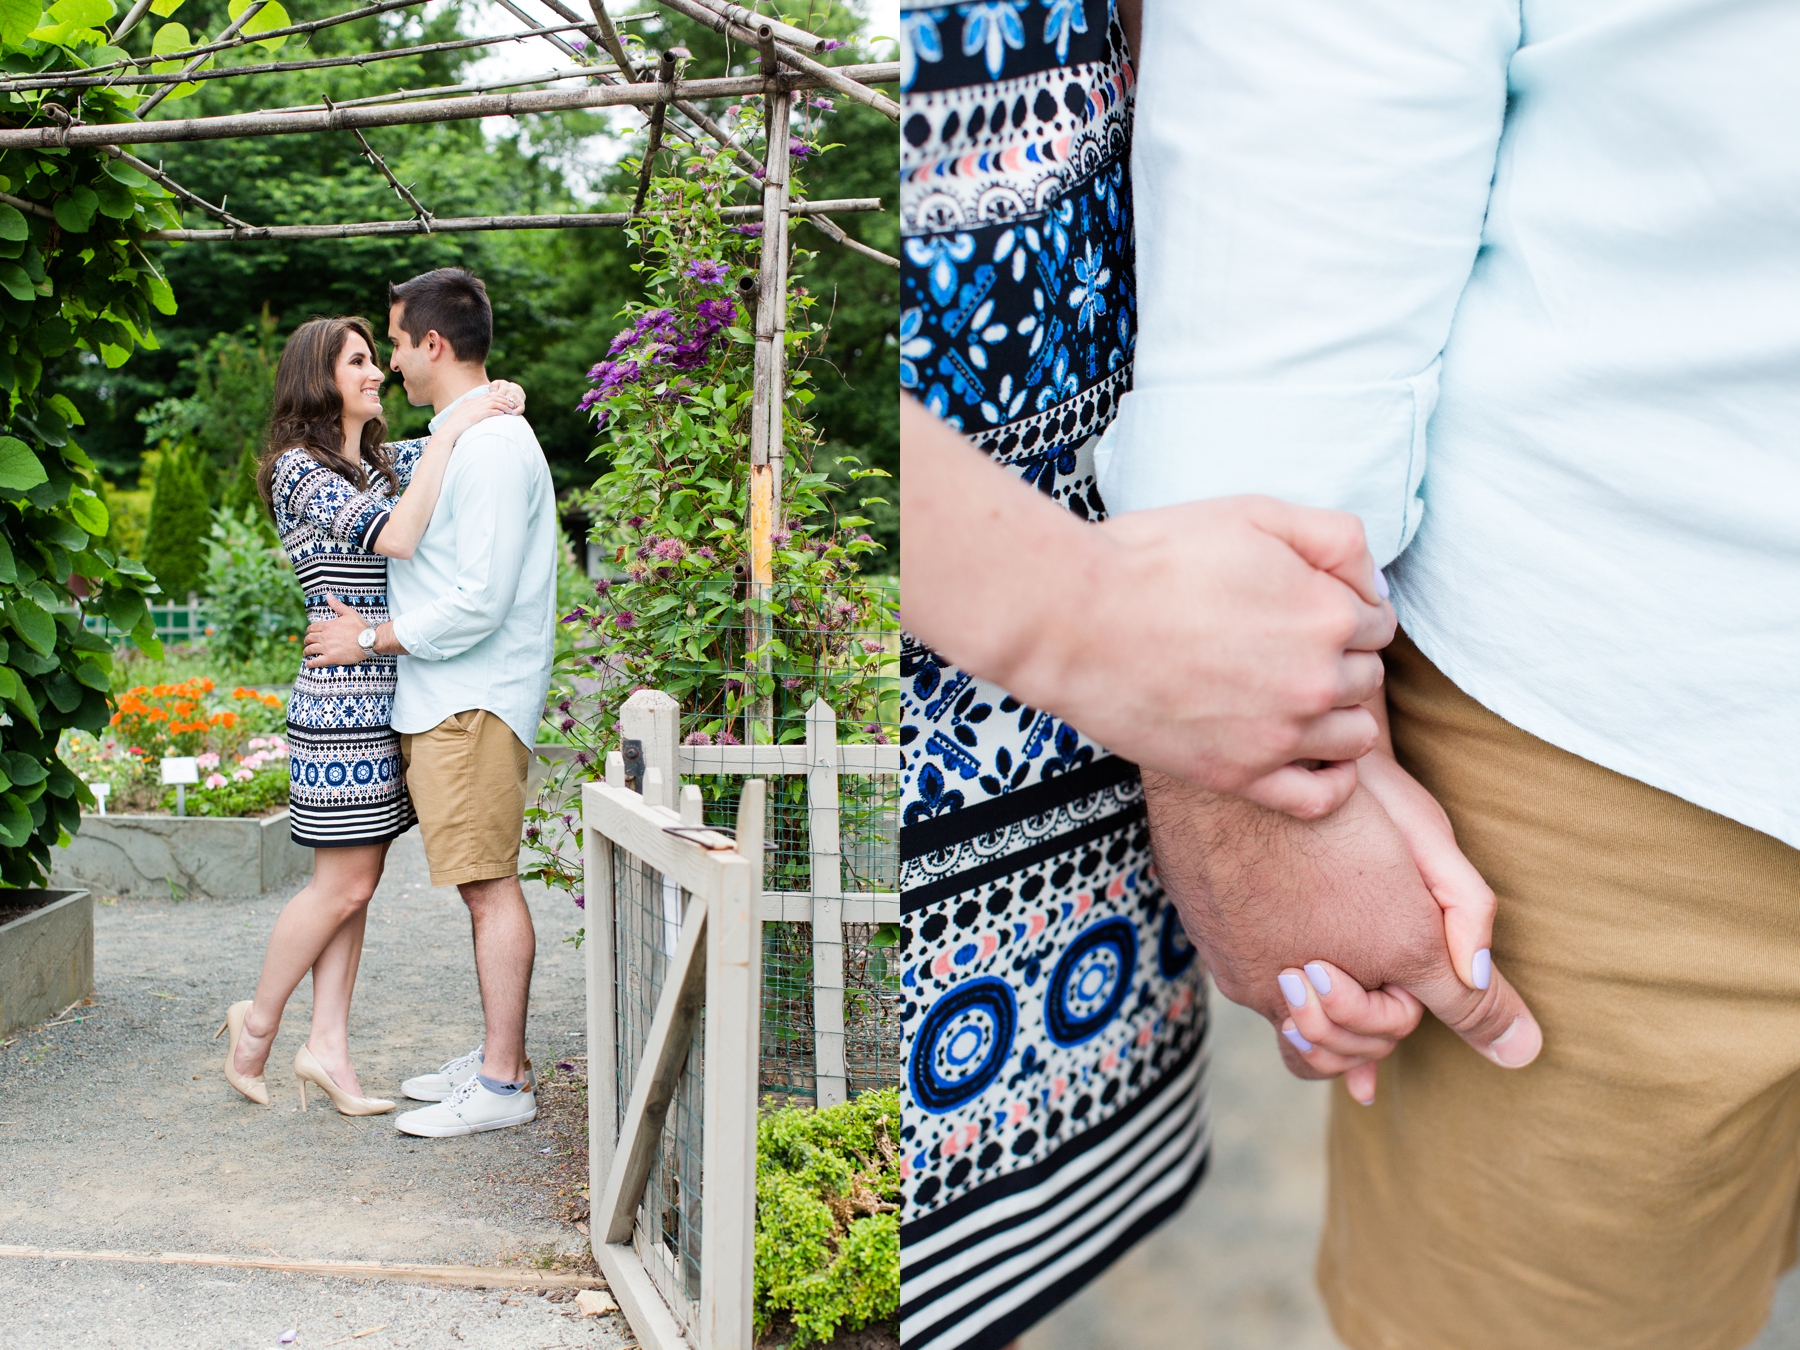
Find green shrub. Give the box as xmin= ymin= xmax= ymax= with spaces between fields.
xmin=201 ymin=505 xmax=306 ymax=663
xmin=755 ymin=1089 xmax=900 ymax=1347
xmin=142 ymin=442 xmax=210 ymax=600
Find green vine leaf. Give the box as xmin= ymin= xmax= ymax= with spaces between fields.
xmin=52 ymin=187 xmax=98 ymax=234
xmin=8 ymin=597 xmax=55 ymax=655
xmin=46 ymin=0 xmax=113 ymax=25
xmin=0 ymin=0 xmax=34 ymax=43
xmin=0 ymin=262 xmax=31 ymax=302
xmin=0 ymin=436 xmax=47 ymax=492
xmin=0 ymin=204 xmax=25 ymax=243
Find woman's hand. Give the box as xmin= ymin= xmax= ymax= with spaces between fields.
xmin=438 ymin=381 xmax=525 ymax=442
xmin=1276 ymin=719 xmax=1542 ymax=1099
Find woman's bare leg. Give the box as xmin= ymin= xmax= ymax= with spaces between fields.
xmin=233 ymin=843 xmax=387 ymax=1080
xmin=306 ymin=837 xmax=391 ymax=1096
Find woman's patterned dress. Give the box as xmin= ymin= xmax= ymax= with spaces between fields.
xmin=899 ymin=4 xmax=1210 ymax=1348
xmin=269 ymin=440 xmax=426 ymax=848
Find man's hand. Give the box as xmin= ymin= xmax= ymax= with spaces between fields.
xmin=304 ymin=594 xmax=371 ymax=668
xmin=1145 ymin=770 xmax=1543 ymax=1085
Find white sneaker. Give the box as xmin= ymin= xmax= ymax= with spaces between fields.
xmin=394 ymin=1076 xmax=538 ymax=1138
xmin=402 ymin=1045 xmax=536 ymax=1101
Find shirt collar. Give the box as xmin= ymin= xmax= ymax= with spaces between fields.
xmin=427 ymin=383 xmax=491 ymax=434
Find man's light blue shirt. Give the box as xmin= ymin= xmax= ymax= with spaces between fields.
xmin=1097 ymin=0 xmax=1800 ymax=849
xmin=389 ymin=385 xmax=558 ymax=750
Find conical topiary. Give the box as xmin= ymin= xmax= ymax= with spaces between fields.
xmin=142 ymin=443 xmax=212 ymax=602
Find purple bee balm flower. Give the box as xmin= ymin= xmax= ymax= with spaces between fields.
xmin=783 ymin=677 xmax=805 ymax=690
xmin=626 ymin=564 xmax=648 ymax=583
xmin=615 ymin=611 xmax=636 ymax=629
xmin=653 ymin=539 xmax=685 ymax=561
xmin=682 ymin=731 xmax=712 ymax=746
xmin=724 ymin=678 xmax=743 ymax=694
xmin=862 ymin=639 xmax=884 ymax=654
xmin=575 ymin=750 xmax=593 ymax=766
xmin=561 ymin=718 xmax=576 ymax=733
xmin=684 ymin=258 xmax=729 ymax=285
xmin=627 ymin=515 xmax=645 ymax=528
xmin=594 ymin=577 xmax=612 ymax=595
xmin=873 ymin=731 xmax=890 ymax=745
xmin=771 ymin=528 xmax=792 ymax=546
xmin=856 ymin=532 xmax=874 ymax=543
xmin=558 ymin=699 xmax=572 ymax=713
xmin=696 ymin=545 xmax=717 ymax=562
xmin=716 ymin=731 xmax=741 ymax=745
xmin=636 ymin=541 xmax=655 ymax=559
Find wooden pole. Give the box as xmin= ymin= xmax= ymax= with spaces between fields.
xmin=805 ymin=700 xmax=847 ymax=1108
xmin=0 ymin=64 xmax=899 ymax=149
xmin=631 ymin=51 xmax=678 ymax=215
xmin=140 ymin=198 xmax=879 ymax=242
xmin=743 ymin=85 xmax=792 ymax=745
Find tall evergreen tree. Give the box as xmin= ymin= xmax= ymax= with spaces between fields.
xmin=143 ymin=445 xmax=212 ymax=602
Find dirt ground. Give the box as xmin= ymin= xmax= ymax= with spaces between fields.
xmin=1021 ymin=992 xmax=1800 ymax=1350
xmin=0 ymin=831 xmax=634 ymax=1350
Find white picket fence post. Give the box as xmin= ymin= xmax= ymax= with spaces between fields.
xmin=584 ymin=765 xmax=763 ymax=1350
xmin=805 ymin=700 xmax=848 ymax=1107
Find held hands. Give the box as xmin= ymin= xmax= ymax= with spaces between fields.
xmin=303 ymin=594 xmax=371 ymax=668
xmin=1037 ymin=495 xmax=1396 ymax=821
xmin=1145 ymin=767 xmax=1542 ymax=1105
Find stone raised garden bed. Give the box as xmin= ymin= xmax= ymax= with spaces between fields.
xmin=51 ymin=810 xmax=310 ymax=899
xmin=0 ymin=889 xmax=93 ymax=1037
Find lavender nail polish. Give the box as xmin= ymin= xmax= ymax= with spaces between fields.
xmin=1374 ymin=567 xmax=1391 ymax=601
xmin=1283 ymin=1027 xmax=1314 ymax=1054
xmin=1304 ymin=962 xmax=1332 ymax=997
xmin=1472 ymin=948 xmax=1492 ymax=991
xmin=1278 ymin=971 xmax=1308 ymax=1008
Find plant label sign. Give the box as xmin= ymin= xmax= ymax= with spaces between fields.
xmin=160 ymin=757 xmax=199 ymax=786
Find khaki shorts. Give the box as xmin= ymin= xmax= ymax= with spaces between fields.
xmin=399 ymin=709 xmax=529 ymax=887
xmin=1318 ymin=631 xmax=1800 ymax=1350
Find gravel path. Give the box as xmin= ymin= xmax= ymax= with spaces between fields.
xmin=1023 ymin=990 xmax=1800 ymax=1350
xmin=0 ymin=831 xmax=633 ymax=1350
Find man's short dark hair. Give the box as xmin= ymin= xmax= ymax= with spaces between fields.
xmin=388 ymin=267 xmax=492 ymax=364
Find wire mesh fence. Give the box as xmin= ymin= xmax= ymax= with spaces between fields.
xmin=686 ymin=745 xmax=900 ymax=1109
xmin=611 ymin=842 xmax=705 ymax=1330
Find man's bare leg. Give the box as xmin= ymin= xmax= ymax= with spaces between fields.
xmin=460 ymin=874 xmax=535 ymax=1082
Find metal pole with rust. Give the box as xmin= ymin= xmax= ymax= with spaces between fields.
xmin=744 ymin=74 xmax=794 ymax=744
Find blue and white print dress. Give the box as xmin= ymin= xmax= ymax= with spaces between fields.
xmin=900 ymin=5 xmax=1210 ymax=1348
xmin=269 ymin=441 xmax=426 ymax=848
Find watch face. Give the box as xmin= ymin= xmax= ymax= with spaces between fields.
xmin=359 ymin=627 xmax=377 ymax=648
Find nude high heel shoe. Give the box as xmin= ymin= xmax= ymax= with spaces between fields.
xmin=215 ymin=1000 xmax=270 ymax=1107
xmin=294 ymin=1043 xmax=395 ymax=1116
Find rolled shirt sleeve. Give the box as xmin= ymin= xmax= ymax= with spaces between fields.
xmin=389 ymin=431 xmax=529 ymax=662
xmin=1096 ymin=0 xmax=1519 ymax=564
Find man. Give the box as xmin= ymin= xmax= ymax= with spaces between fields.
xmin=308 ymin=267 xmax=558 ymax=1139
xmin=1100 ymin=1 xmax=1800 ymax=1346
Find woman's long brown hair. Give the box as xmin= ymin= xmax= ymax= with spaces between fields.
xmin=256 ymin=316 xmax=400 ymax=504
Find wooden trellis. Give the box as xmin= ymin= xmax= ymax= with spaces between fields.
xmin=7 ymin=0 xmax=896 ymax=733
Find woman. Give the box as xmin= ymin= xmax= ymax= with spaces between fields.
xmin=214 ymin=315 xmax=524 ymax=1115
xmin=897 ymin=1 xmax=1402 ymax=1347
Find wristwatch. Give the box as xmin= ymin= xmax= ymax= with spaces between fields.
xmin=357 ymin=624 xmax=379 ymax=656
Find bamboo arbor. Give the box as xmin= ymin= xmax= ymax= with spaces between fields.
xmin=2 ymin=0 xmax=898 ymax=732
